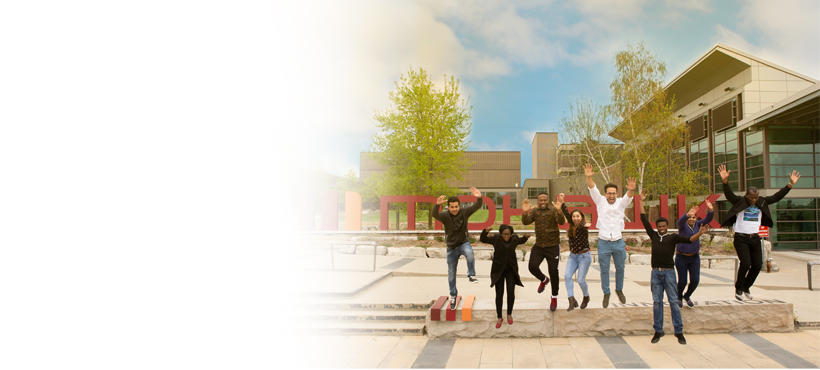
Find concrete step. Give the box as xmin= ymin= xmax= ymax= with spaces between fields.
xmin=302 ymin=322 xmax=425 ymax=336
xmin=299 ymin=310 xmax=427 ymax=323
xmin=299 ymin=302 xmax=433 ymax=311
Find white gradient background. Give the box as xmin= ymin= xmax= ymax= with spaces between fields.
xmin=0 ymin=1 xmax=817 ymax=368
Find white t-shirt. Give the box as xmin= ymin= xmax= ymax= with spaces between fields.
xmin=588 ymin=185 xmax=633 ymax=241
xmin=734 ymin=205 xmax=762 ymax=234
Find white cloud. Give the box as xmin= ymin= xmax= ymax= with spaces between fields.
xmin=471 ymin=141 xmax=511 ymax=151
xmin=714 ymin=0 xmax=820 ymax=78
xmin=520 ymin=130 xmax=536 ymax=143
xmin=665 ymin=0 xmax=711 ymax=12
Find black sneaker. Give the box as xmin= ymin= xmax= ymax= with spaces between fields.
xmin=677 ymin=300 xmax=683 ymax=308
xmin=449 ymin=296 xmax=457 ymax=310
xmin=675 ymin=333 xmax=686 ymax=345
xmin=744 ymin=290 xmax=753 ymax=300
xmin=602 ymin=293 xmax=610 ymax=308
xmin=685 ymin=298 xmax=694 ymax=308
xmin=735 ymin=289 xmax=743 ymax=301
xmin=468 ymin=276 xmax=479 ymax=284
xmin=651 ymin=331 xmax=664 ymax=343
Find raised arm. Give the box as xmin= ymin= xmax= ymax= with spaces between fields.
xmin=718 ymin=164 xmax=742 ymax=204
xmin=432 ymin=195 xmax=447 ymax=222
xmin=552 ymin=193 xmax=566 ymax=225
xmin=521 ymin=199 xmax=534 ymax=225
xmin=696 ymin=200 xmax=714 ymax=227
xmin=585 ymin=164 xmax=605 ymax=205
xmin=584 ymin=163 xmax=597 ymax=190
xmin=624 ymin=177 xmax=636 ymax=200
xmin=560 ymin=202 xmax=571 ymax=220
xmin=639 ymin=190 xmax=656 ymax=237
xmin=463 ymin=187 xmax=484 ymax=216
xmin=766 ymin=170 xmax=799 ymax=204
xmin=480 ymin=227 xmax=496 ymax=244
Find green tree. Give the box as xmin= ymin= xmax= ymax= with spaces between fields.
xmin=369 ymin=67 xmax=472 ymax=229
xmin=558 ymin=97 xmax=622 ymax=193
xmin=609 ymin=42 xmax=709 ymax=199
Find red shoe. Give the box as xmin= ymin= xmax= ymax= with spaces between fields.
xmin=550 ymin=297 xmax=557 ymax=311
xmin=496 ymin=320 xmax=502 ymax=329
xmin=537 ymin=277 xmax=549 ymax=293
xmin=508 ymin=317 xmax=513 ymax=325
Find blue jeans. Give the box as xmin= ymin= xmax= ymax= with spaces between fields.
xmin=446 ymin=241 xmax=476 ymax=297
xmin=651 ymin=269 xmax=683 ymax=334
xmin=597 ymin=238 xmax=626 ymax=294
xmin=565 ymin=251 xmax=591 ymax=297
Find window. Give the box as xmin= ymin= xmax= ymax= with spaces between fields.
xmin=713 ymin=128 xmax=738 ymax=193
xmin=768 ymin=126 xmax=819 ymax=189
xmin=745 ymin=130 xmax=764 ymax=189
xmin=689 ymin=137 xmax=709 ymax=189
xmin=771 ymin=198 xmax=819 ymax=250
xmin=527 ymin=187 xmax=549 ymax=200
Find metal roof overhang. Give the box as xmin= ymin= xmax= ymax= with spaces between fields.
xmin=736 ymin=84 xmax=820 ymax=132
xmin=609 ymin=48 xmax=750 ymax=140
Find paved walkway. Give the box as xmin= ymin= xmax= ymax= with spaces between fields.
xmin=299 ymin=251 xmax=820 ymax=322
xmin=295 ymin=330 xmax=820 ymax=368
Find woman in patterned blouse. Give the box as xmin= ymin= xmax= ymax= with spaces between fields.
xmin=561 ymin=198 xmax=593 ymax=311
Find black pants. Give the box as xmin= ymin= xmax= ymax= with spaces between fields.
xmin=734 ymin=234 xmax=763 ymax=292
xmin=528 ymin=245 xmax=560 ymax=296
xmin=675 ymin=254 xmax=700 ymax=300
xmin=495 ymin=269 xmax=516 ymax=318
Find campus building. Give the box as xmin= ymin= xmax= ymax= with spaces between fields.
xmin=360 ymin=151 xmax=522 ymax=209
xmin=612 ymin=43 xmax=819 ymax=250
xmin=359 ymin=44 xmax=819 ymax=250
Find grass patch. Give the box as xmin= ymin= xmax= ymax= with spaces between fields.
xmin=435 ymin=236 xmax=445 ymax=242
xmin=417 ymin=236 xmax=427 ymax=241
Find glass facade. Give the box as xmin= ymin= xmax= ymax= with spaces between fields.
xmin=527 ymin=187 xmax=549 ymax=199
xmin=744 ymin=130 xmax=764 ymax=190
xmin=771 ymin=198 xmax=819 ymax=250
xmin=689 ymin=138 xmax=710 ymax=189
xmin=713 ymin=128 xmax=739 ymax=193
xmin=767 ymin=126 xmax=819 ymax=189
xmin=484 ymin=191 xmax=518 ymax=209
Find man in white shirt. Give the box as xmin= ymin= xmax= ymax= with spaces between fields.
xmin=718 ymin=164 xmax=801 ymax=301
xmin=584 ymin=164 xmax=637 ymax=308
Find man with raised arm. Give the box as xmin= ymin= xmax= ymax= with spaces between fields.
xmin=432 ymin=187 xmax=483 ymax=310
xmin=584 ymin=163 xmax=636 ymax=308
xmin=718 ymin=164 xmax=801 ymax=301
xmin=639 ymin=190 xmax=710 ymax=345
xmin=522 ymin=192 xmax=566 ymax=311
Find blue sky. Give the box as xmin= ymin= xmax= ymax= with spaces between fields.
xmin=278 ymin=0 xmax=820 ymax=186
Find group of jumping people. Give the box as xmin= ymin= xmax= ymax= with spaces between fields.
xmin=433 ymin=163 xmax=802 ymax=344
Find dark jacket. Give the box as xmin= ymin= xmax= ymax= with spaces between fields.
xmin=480 ymin=229 xmax=528 ymax=288
xmin=719 ymin=182 xmax=791 ymax=228
xmin=521 ymin=206 xmax=565 ymax=247
xmin=432 ymin=197 xmax=483 ymax=249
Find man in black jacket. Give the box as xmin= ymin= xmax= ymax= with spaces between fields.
xmin=718 ymin=164 xmax=801 ymax=301
xmin=432 ymin=187 xmax=483 ymax=309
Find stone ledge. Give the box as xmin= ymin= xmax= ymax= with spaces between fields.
xmin=425 ymin=298 xmax=793 ymax=338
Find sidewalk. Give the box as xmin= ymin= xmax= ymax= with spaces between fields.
xmin=293 ymin=331 xmax=820 ymax=368
xmin=298 ymin=252 xmax=820 ymax=323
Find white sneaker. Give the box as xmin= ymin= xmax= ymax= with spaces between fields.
xmin=744 ymin=290 xmax=753 ymax=300
xmin=449 ymin=296 xmax=457 ymax=310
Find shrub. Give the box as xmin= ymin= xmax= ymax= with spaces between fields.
xmin=722 ymin=242 xmax=734 ymax=251
xmin=417 ymin=236 xmax=427 ymax=241
xmin=435 ymin=236 xmax=445 ymax=242
xmin=469 ymin=237 xmax=476 ymax=243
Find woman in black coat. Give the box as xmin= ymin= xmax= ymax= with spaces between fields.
xmin=480 ymin=224 xmax=529 ymax=329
